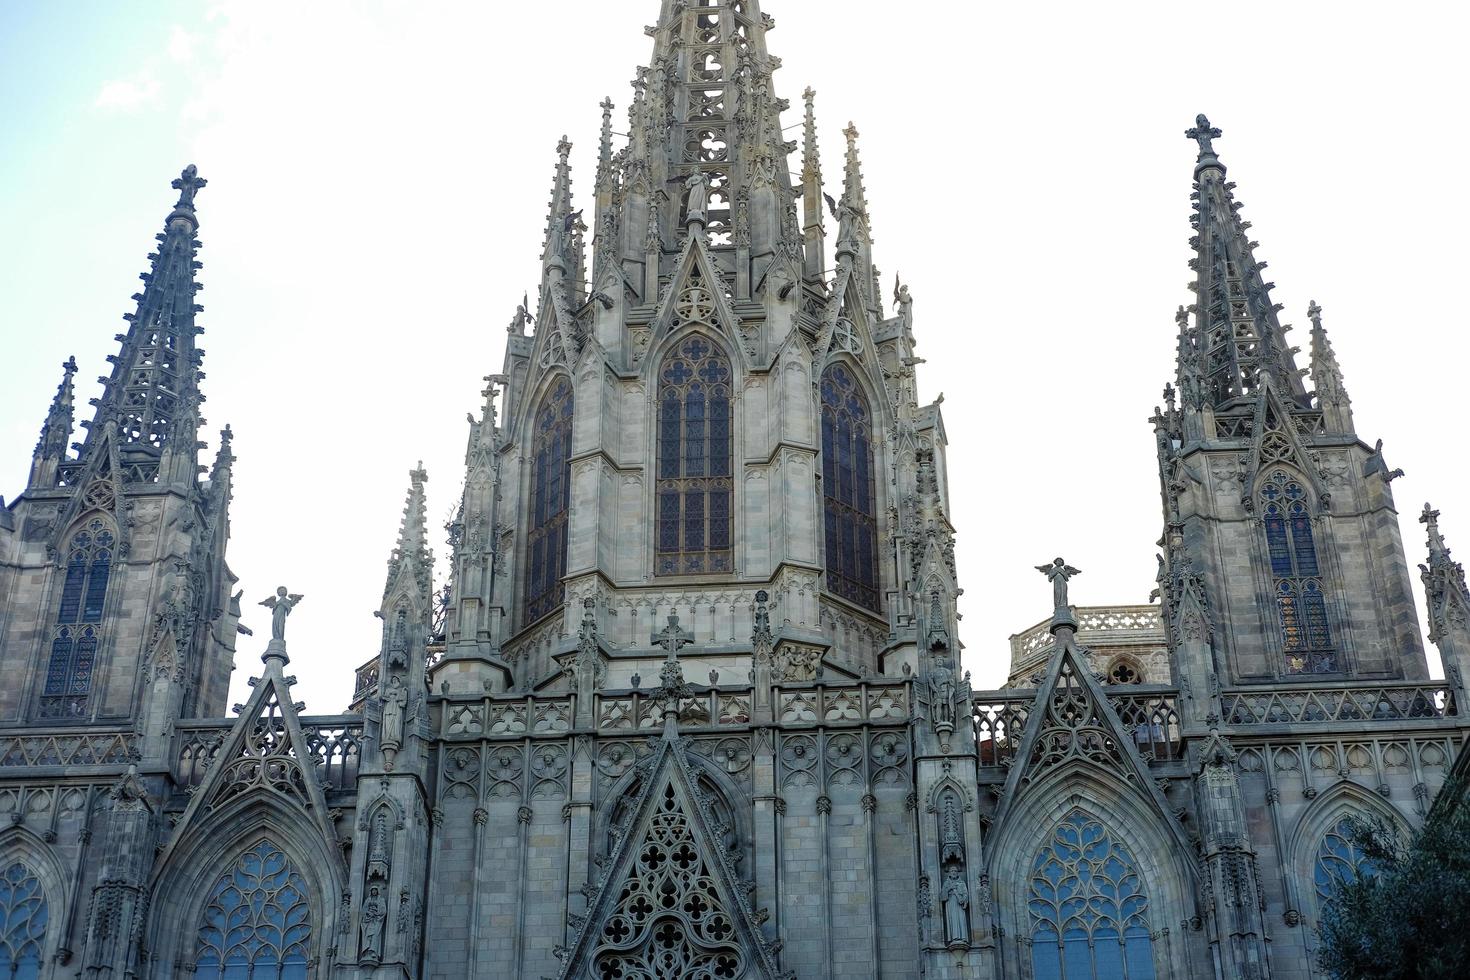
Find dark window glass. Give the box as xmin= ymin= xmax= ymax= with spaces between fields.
xmin=655 ymin=338 xmax=733 ymax=576
xmin=524 ymin=378 xmax=574 ymax=624
xmin=1262 ymin=470 xmax=1335 ymax=673
xmin=0 ymin=861 xmax=47 ymax=979
xmin=195 ymin=839 xmax=312 ymax=977
xmin=42 ymin=519 xmax=114 ymax=719
xmin=820 ymin=365 xmax=881 ymax=611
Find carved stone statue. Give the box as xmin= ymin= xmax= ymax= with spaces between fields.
xmin=941 ymin=866 xmax=970 ymax=947
xmin=1035 ymin=558 xmax=1081 ymax=611
xmin=360 ymin=884 xmax=387 ymax=962
xmin=380 ymin=675 xmax=408 ymax=756
xmin=684 ymin=171 xmax=710 ymax=222
xmin=929 ymin=656 xmax=956 ymax=732
xmin=258 ymin=586 xmax=304 ymax=642
xmin=894 ymin=275 xmax=913 ymax=336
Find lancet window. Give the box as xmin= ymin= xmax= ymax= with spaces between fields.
xmin=40 ymin=517 xmax=115 ymax=720
xmin=1313 ymin=817 xmax=1377 ymax=903
xmin=820 ymin=364 xmax=880 ymax=610
xmin=194 ymin=839 xmax=312 ymax=979
xmin=1028 ymin=810 xmax=1156 ymax=980
xmin=525 ymin=378 xmax=574 ymax=624
xmin=656 ymin=337 xmax=733 ymax=575
xmin=0 ymin=862 xmax=47 ymax=979
xmin=1260 ymin=470 xmax=1335 ymax=673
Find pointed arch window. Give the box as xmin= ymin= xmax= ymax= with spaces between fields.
xmin=40 ymin=517 xmax=115 ymax=720
xmin=1314 ymin=816 xmax=1378 ymax=902
xmin=194 ymin=839 xmax=312 ymax=979
xmin=656 ymin=337 xmax=733 ymax=575
xmin=525 ymin=378 xmax=575 ymax=624
xmin=0 ymin=862 xmax=47 ymax=980
xmin=1028 ymin=810 xmax=1157 ymax=980
xmin=1261 ymin=469 xmax=1335 ymax=674
xmin=821 ymin=364 xmax=880 ymax=610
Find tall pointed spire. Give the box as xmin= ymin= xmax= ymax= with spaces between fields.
xmin=1307 ymin=300 xmax=1354 ymax=432
xmin=838 ymin=121 xmax=878 ymax=312
xmin=28 ymin=356 xmax=77 ymax=487
xmin=1420 ymin=503 xmax=1470 ymax=690
xmin=542 ymin=136 xmax=580 ymax=273
xmin=384 ymin=463 xmax=433 ymax=612
xmin=801 ymin=86 xmax=826 ymax=281
xmin=76 ymin=165 xmax=209 ymax=486
xmin=1182 ymin=116 xmax=1303 ymax=408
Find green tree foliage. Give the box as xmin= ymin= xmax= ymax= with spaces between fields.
xmin=1317 ymin=781 xmax=1470 ymax=979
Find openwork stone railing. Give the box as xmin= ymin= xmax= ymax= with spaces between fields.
xmin=0 ymin=730 xmax=137 ymax=769
xmin=173 ymin=716 xmax=363 ymax=791
xmin=1010 ymin=605 xmax=1165 ymax=661
xmin=1222 ymin=684 xmax=1457 ymax=726
xmin=973 ymin=688 xmax=1183 ymax=766
xmin=973 ymin=695 xmax=1033 ymax=767
xmin=437 ymin=681 xmax=911 ymax=739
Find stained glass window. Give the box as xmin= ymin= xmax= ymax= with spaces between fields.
xmin=1029 ymin=811 xmax=1156 ymax=980
xmin=41 ymin=518 xmax=114 ymax=720
xmin=195 ymin=839 xmax=312 ymax=980
xmin=525 ymin=378 xmax=575 ymax=624
xmin=0 ymin=862 xmax=46 ymax=980
xmin=656 ymin=337 xmax=733 ymax=576
xmin=1314 ymin=817 xmax=1378 ymax=901
xmin=1261 ymin=470 xmax=1335 ymax=674
xmin=821 ymin=364 xmax=880 ymax=610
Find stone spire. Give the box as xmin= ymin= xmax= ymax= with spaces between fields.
xmin=800 ymin=87 xmax=826 ymax=281
xmin=1420 ymin=503 xmax=1470 ymax=691
xmin=27 ymin=356 xmax=77 ymax=487
xmin=838 ymin=121 xmax=878 ymax=313
xmin=76 ymin=166 xmax=209 ymax=487
xmin=598 ymin=0 xmax=797 ymax=297
xmin=1308 ymin=300 xmax=1354 ymax=432
xmin=384 ymin=463 xmax=433 ymax=613
xmin=541 ymin=136 xmax=580 ymax=274
xmin=1182 ymin=117 xmax=1305 ymax=407
xmin=206 ymin=424 xmax=235 ymax=517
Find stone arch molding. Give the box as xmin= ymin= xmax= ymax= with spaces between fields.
xmin=1287 ymin=779 xmax=1411 ymax=925
xmin=0 ymin=828 xmax=68 ymax=966
xmin=985 ymin=771 xmax=1202 ymax=980
xmin=145 ymin=801 xmax=346 ymax=977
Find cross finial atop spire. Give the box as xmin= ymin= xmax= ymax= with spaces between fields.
xmin=171 ymin=164 xmax=207 ymax=210
xmin=1185 ymin=114 xmax=1221 ymax=156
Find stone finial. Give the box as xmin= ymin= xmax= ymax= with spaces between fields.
xmin=171 ymin=164 xmax=207 ymax=210
xmin=1035 ymin=558 xmax=1081 ymax=633
xmin=1185 ymin=114 xmax=1221 ymax=156
xmin=259 ymin=586 xmax=304 ymax=662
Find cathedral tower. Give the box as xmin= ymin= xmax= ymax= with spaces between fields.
xmin=437 ymin=0 xmax=953 ymax=698
xmin=1152 ymin=117 xmax=1425 ymax=704
xmin=0 ymin=166 xmax=241 ymax=732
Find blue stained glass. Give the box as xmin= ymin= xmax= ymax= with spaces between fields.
xmin=656 ymin=337 xmax=733 ymax=575
xmin=820 ymin=365 xmax=880 ymax=611
xmin=58 ymin=561 xmax=85 ymax=624
xmin=195 ymin=840 xmax=312 ymax=978
xmin=0 ymin=862 xmax=47 ymax=979
xmin=525 ymin=379 xmax=574 ymax=624
xmin=82 ymin=551 xmax=110 ymax=622
xmin=1314 ymin=817 xmax=1378 ymax=901
xmin=1028 ymin=811 xmax=1156 ymax=980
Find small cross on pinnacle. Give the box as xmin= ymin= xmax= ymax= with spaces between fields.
xmin=1185 ymin=114 xmax=1221 ymax=156
xmin=1422 ymin=502 xmax=1442 ymax=530
xmin=652 ymin=614 xmax=693 ymax=659
xmin=172 ymin=164 xmax=207 ymax=209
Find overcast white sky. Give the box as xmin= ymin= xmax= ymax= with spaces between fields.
xmin=3 ymin=1 xmax=1467 ymax=711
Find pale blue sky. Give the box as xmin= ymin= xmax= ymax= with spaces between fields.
xmin=3 ymin=1 xmax=1468 ymax=710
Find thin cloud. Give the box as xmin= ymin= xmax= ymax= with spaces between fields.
xmin=94 ymin=74 xmax=162 ymax=111
xmin=168 ymin=25 xmax=196 ymax=63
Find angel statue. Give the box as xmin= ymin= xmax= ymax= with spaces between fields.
xmin=1035 ymin=558 xmax=1081 ymax=612
xmin=259 ymin=586 xmax=304 ymax=642
xmin=894 ymin=274 xmax=913 ymax=335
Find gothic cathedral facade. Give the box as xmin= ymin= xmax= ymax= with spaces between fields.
xmin=1 ymin=2 xmax=1467 ymax=978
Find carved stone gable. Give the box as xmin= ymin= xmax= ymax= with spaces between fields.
xmin=557 ymin=736 xmax=786 ymax=980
